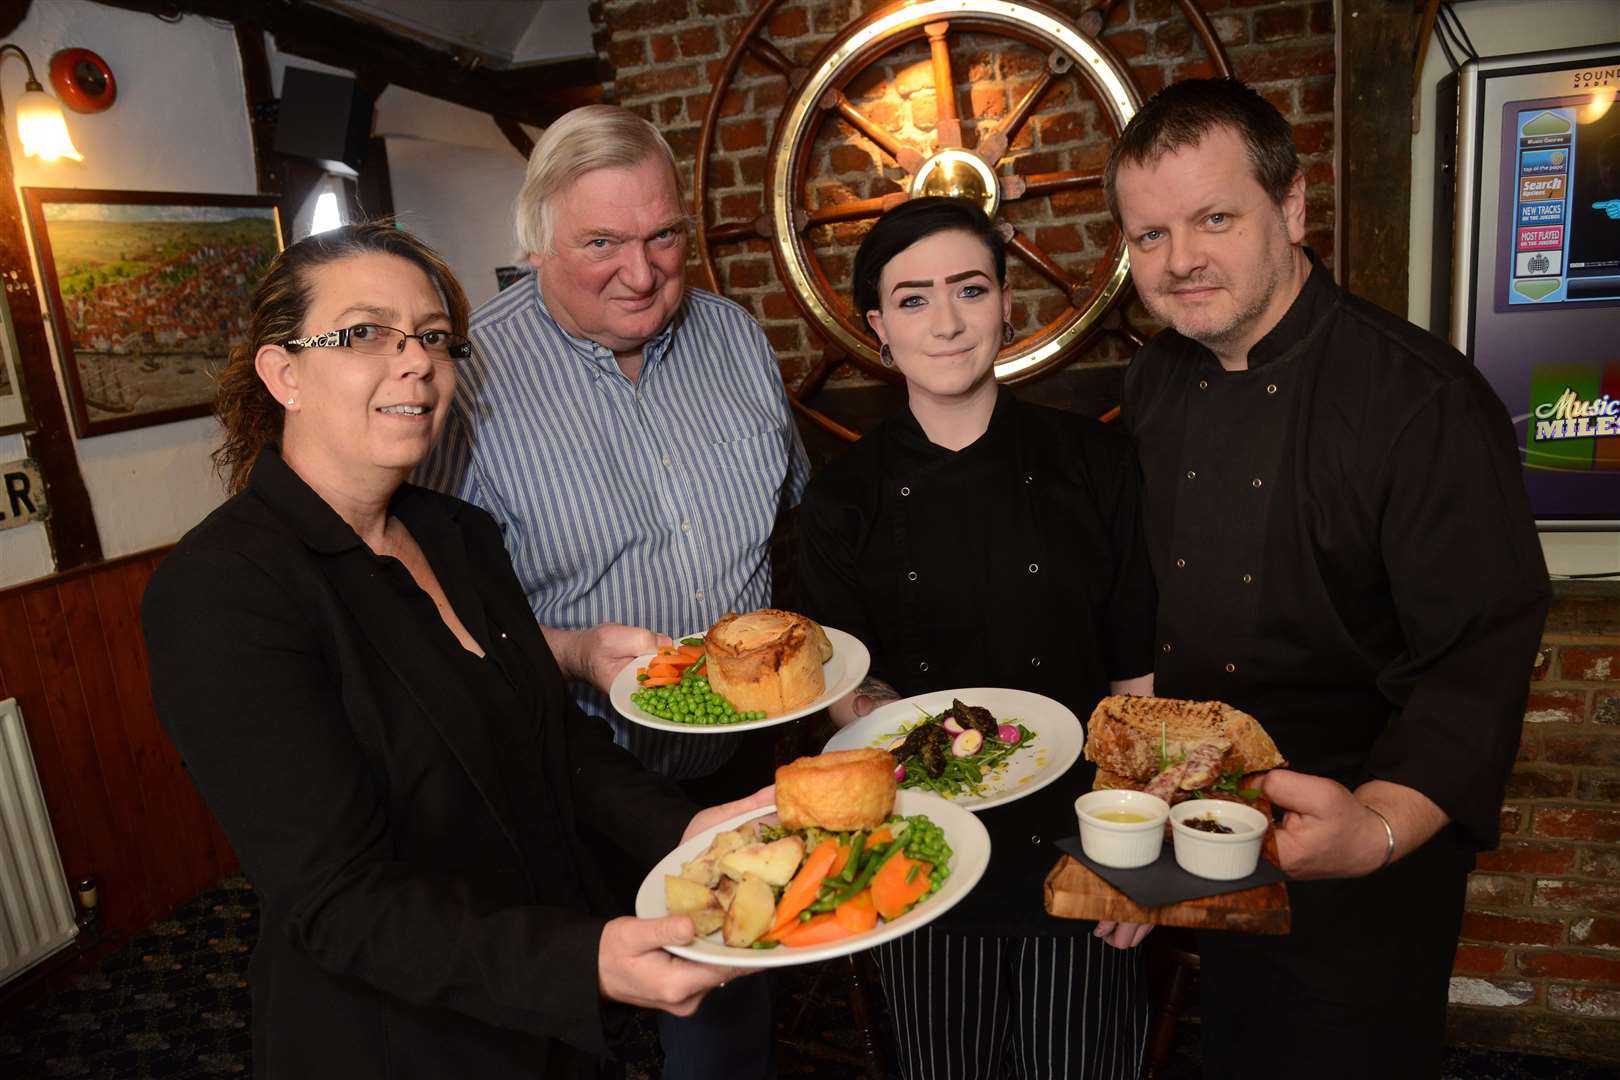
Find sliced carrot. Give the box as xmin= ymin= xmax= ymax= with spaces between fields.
xmin=871 ymin=854 xmax=933 ymax=920
xmin=676 ymin=644 xmax=705 ymax=660
xmin=779 ymin=912 xmax=855 ymax=947
xmin=866 ymin=827 xmax=893 ymax=848
xmin=834 ymin=889 xmax=878 ymax=933
xmin=770 ymin=839 xmax=839 ymax=933
xmin=639 ymin=675 xmax=680 ymax=687
xmin=645 ymin=663 xmax=683 ymax=679
xmin=828 ymin=842 xmax=852 ymax=880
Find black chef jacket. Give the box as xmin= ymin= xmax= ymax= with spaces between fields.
xmin=1123 ymin=254 xmax=1549 ymax=853
xmin=799 ymin=388 xmax=1156 ymax=935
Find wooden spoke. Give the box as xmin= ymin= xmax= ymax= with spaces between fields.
xmin=976 ymin=69 xmax=1055 ymax=165
xmin=802 ymin=191 xmax=907 ymax=230
xmin=821 ymin=90 xmax=924 ymax=173
xmin=745 ymin=38 xmax=807 ymax=87
xmin=795 ymin=346 xmax=848 ymax=401
xmin=1007 ymin=231 xmax=1090 ymax=307
xmin=924 ymin=22 xmax=962 ymax=148
xmin=707 ymin=218 xmax=768 ymax=244
xmin=790 ymin=397 xmax=860 ymax=442
xmin=1013 ymin=169 xmax=1105 ymax=199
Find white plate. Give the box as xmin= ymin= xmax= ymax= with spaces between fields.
xmin=610 ymin=626 xmax=870 ymax=734
xmin=823 ymin=688 xmax=1084 ymax=812
xmin=634 ymin=789 xmax=990 ymax=968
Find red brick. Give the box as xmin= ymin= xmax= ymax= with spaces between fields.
xmin=1308 ymin=1 xmax=1335 ymax=35
xmin=1298 ymin=76 xmax=1334 ymax=117
xmin=615 ymin=0 xmax=691 ymax=33
xmin=766 ymin=6 xmax=808 ymax=39
xmin=910 ymin=93 xmax=938 ymax=131
xmin=653 ymin=96 xmax=682 ymax=124
xmin=696 ymin=0 xmax=735 ymax=13
xmin=1254 ymin=5 xmax=1307 ymax=42
xmin=665 ymin=126 xmax=700 ymax=157
xmin=1571 ymin=916 xmax=1620 ymax=950
xmin=1035 ymin=224 xmax=1086 ymax=255
xmin=1547 ymin=984 xmax=1620 ymax=1019
xmin=1596 ymin=691 xmax=1620 ymax=725
xmin=726 ymin=258 xmax=771 ymax=289
xmin=1543 ymin=734 xmax=1620 ymax=767
xmin=1037 ymin=111 xmax=1089 ymax=145
xmin=1293 ymin=121 xmax=1333 ymax=155
xmin=1518 ymin=732 xmax=1538 ymax=762
xmin=1133 ymin=0 xmax=1174 ymax=20
xmin=650 ymin=34 xmax=677 ymax=63
xmin=1051 ymin=188 xmax=1108 ymax=216
xmin=677 ymin=25 xmax=718 ymax=57
xmin=1108 ymin=30 xmax=1151 ymax=60
xmin=1525 ymin=689 xmax=1586 ymax=724
xmin=1563 ymin=646 xmax=1620 ymax=682
xmin=1535 ymin=807 xmax=1620 ymax=842
xmin=1212 ymin=14 xmax=1249 ymax=47
xmin=1534 ymin=879 xmax=1620 ymax=913
xmin=1452 ymin=943 xmax=1509 ymax=977
xmin=1580 ymin=848 xmax=1620 ymax=880
xmin=1476 ymin=843 xmax=1578 ymax=877
xmin=737 ymin=154 xmax=767 ymax=186
xmin=1577 ymin=770 xmax=1620 ymax=803
xmin=762 ymin=323 xmax=801 ymax=353
xmin=618 ymin=64 xmax=700 ymax=99
xmin=752 ymin=80 xmax=787 ymax=112
xmin=1155 ymin=22 xmax=1194 ymax=59
xmin=1468 ymin=873 xmax=1529 ymax=908
xmin=1460 ymin=911 xmax=1566 ymax=946
xmin=608 ymin=37 xmax=648 ymax=70
xmin=1517 ymin=951 xmax=1620 ymax=982
xmin=829 ymin=145 xmax=872 ymax=174
xmin=718 ymin=119 xmax=767 ymax=152
xmin=1233 ymin=44 xmax=1337 ymax=82
xmin=1173 ymin=60 xmax=1222 ymax=82
xmin=719 ymin=192 xmax=760 ymax=220
xmin=1544 ymin=592 xmax=1620 ymax=634
xmin=1504 ymin=766 xmax=1573 ymax=800
xmin=761 ymin=292 xmax=800 ymax=320
xmin=1501 ymin=806 xmax=1525 ymax=836
xmin=971 ymin=87 xmax=1008 ymax=121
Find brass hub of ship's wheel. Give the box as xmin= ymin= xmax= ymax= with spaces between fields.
xmin=693 ymin=0 xmax=1233 ymax=439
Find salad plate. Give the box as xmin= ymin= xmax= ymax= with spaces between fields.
xmin=634 ymin=789 xmax=990 ymax=968
xmin=823 ymin=687 xmax=1084 ymax=812
xmin=610 ymin=626 xmax=870 ymax=734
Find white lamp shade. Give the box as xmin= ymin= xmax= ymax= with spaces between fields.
xmin=16 ymin=87 xmax=82 ymax=162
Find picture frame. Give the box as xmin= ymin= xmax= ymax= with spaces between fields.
xmin=0 ymin=285 xmax=33 ymax=436
xmin=21 ymin=188 xmax=283 ymax=438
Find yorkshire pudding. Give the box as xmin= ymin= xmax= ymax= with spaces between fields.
xmin=704 ymin=609 xmax=831 ymax=717
xmin=775 ymin=748 xmax=897 ymax=831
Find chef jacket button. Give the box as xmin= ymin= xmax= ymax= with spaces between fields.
xmin=1266 ymin=383 xmax=1278 ymax=395
xmin=1030 ymin=834 xmax=1042 ymax=845
xmin=900 ymin=485 xmax=911 ymax=496
xmin=1186 ymin=469 xmax=1197 ymax=480
xmin=918 ymin=660 xmax=930 ymax=673
xmin=500 ymin=631 xmax=508 ymax=639
xmin=1242 ymin=573 xmax=1254 ymax=584
xmin=1225 ymin=662 xmax=1236 ymax=673
xmin=1024 ymin=475 xmax=1033 ymax=484
xmin=1198 ymin=379 xmax=1209 ymax=390
xmin=907 ymin=570 xmax=919 ymax=582
xmin=1175 ymin=557 xmax=1186 ymax=569
xmin=1030 ymin=656 xmax=1041 ymax=668
xmin=1161 ymin=642 xmax=1173 ymax=653
xmin=1028 ymin=563 xmax=1039 ymax=574
xmin=1251 ymin=478 xmax=1263 ymax=488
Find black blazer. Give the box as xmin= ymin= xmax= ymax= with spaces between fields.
xmin=142 ymin=446 xmax=696 ymax=1080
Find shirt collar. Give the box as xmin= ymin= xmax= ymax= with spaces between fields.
xmin=1242 ymin=247 xmax=1335 ymax=370
xmin=893 ymin=384 xmax=1017 ymax=460
xmin=532 ymin=275 xmax=681 ymax=376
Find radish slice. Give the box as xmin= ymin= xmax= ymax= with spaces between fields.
xmin=941 ymin=716 xmax=965 ymax=735
xmin=894 ymin=763 xmax=907 ymax=782
xmin=951 ymin=729 xmax=983 ymax=757
xmin=997 ymin=724 xmax=1022 ymax=744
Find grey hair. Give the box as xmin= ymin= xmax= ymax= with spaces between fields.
xmin=515 ymin=104 xmax=685 ymax=256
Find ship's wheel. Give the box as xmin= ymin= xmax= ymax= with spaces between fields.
xmin=693 ymin=0 xmax=1232 ymax=440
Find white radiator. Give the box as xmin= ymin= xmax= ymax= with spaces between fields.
xmin=0 ymin=697 xmax=78 ymax=987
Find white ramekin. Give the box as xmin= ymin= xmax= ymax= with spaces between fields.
xmin=1075 ymin=789 xmax=1171 ymax=869
xmin=1169 ymin=799 xmax=1270 ymax=880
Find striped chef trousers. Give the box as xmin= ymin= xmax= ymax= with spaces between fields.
xmin=872 ymin=927 xmax=1149 ymax=1080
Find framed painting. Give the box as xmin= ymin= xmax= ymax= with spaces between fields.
xmin=22 ymin=188 xmax=283 ymax=437
xmin=0 ymin=285 xmax=32 ymax=436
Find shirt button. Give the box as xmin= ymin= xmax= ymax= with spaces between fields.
xmin=1175 ymin=557 xmax=1186 ymax=568
xmin=661 ymin=454 xmax=671 ymax=467
xmin=680 ymin=520 xmax=691 ymax=533
xmin=1242 ymin=573 xmax=1254 ymax=584
xmin=1225 ymin=662 xmax=1236 ymax=673
xmin=918 ymin=660 xmax=930 ymax=673
xmin=900 ymin=486 xmax=911 ymax=496
xmin=1186 ymin=470 xmax=1197 ymax=480
xmin=694 ymin=589 xmax=705 ymax=601
xmin=1162 ymin=642 xmax=1173 ymax=653
xmin=1252 ymin=478 xmax=1263 ymax=488
xmin=1028 ymin=563 xmax=1039 ymax=574
xmin=1030 ymin=656 xmax=1042 ymax=667
xmin=907 ymin=570 xmax=919 ymax=582
xmin=1266 ymin=383 xmax=1278 ymax=395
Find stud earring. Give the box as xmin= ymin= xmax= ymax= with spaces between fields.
xmin=286 ymin=397 xmax=295 ymax=406
xmin=879 ymin=343 xmax=895 ymax=368
xmin=1002 ymin=321 xmax=1015 ymax=346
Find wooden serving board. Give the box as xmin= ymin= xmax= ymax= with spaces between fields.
xmin=1043 ymin=816 xmax=1291 ymax=935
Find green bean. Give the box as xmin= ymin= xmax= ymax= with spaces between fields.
xmin=837 ymin=831 xmax=866 ymax=884
xmin=810 ymin=840 xmax=906 ymax=912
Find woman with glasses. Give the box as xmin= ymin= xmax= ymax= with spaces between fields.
xmin=141 ymin=223 xmax=759 ymax=1080
xmin=799 ymin=198 xmax=1157 ymax=1079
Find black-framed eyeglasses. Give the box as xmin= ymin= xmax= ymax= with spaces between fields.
xmin=283 ymin=323 xmax=472 ymax=362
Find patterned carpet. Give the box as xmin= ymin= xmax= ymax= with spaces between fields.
xmin=1 ymin=877 xmax=1613 ymax=1079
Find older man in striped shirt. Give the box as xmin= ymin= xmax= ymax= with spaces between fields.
xmin=420 ymin=105 xmax=809 ymax=794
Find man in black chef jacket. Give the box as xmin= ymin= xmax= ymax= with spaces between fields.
xmin=1106 ymin=79 xmax=1549 ymax=1078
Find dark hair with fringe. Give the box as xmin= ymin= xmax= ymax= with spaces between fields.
xmin=212 ymin=221 xmax=470 ymax=494
xmin=851 ymin=197 xmax=1006 ymax=324
xmin=1103 ymin=78 xmax=1300 ymax=223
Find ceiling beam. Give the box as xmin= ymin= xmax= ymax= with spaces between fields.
xmin=94 ymin=0 xmax=603 ymax=127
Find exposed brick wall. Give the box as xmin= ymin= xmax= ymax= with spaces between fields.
xmin=597 ymin=0 xmax=1336 ymax=394
xmin=1448 ymin=582 xmax=1620 ymax=1063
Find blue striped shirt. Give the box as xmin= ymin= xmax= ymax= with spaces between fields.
xmin=416 ymin=273 xmax=811 ymax=778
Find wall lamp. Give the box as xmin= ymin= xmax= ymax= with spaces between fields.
xmin=0 ymin=43 xmax=84 ymax=162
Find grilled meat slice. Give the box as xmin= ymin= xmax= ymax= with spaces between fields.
xmin=951 ymin=700 xmax=1000 ymax=741
xmin=916 ymin=726 xmax=951 ymax=777
xmin=1142 ymin=740 xmax=1229 ymax=803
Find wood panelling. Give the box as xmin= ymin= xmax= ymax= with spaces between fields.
xmin=0 ymin=551 xmax=234 ymax=947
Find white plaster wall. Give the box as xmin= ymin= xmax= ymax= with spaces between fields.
xmin=1407 ymin=0 xmax=1620 ymax=577
xmin=0 ymin=2 xmax=254 ymax=586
